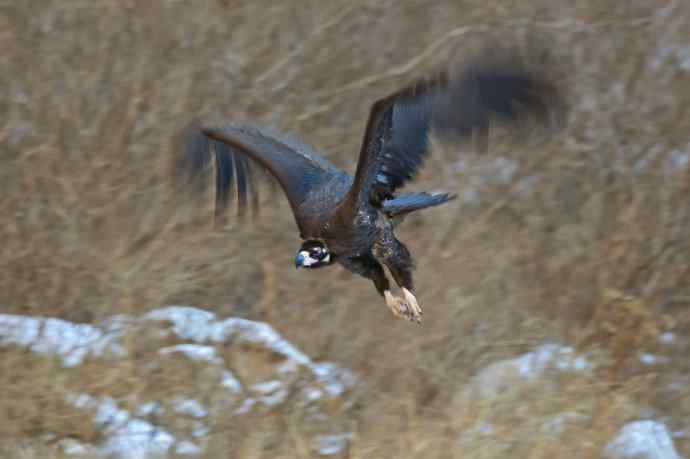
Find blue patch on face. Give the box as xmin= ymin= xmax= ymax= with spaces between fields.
xmin=295 ymin=252 xmax=305 ymax=268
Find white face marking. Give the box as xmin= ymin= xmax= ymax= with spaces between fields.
xmin=299 ymin=250 xmax=320 ymax=267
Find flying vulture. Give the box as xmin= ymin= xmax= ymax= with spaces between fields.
xmin=177 ymin=50 xmax=564 ymax=323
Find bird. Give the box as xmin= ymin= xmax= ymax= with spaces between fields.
xmin=176 ymin=49 xmax=564 ymax=323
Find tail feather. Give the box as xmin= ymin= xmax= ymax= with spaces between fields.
xmin=382 ymin=192 xmax=455 ymax=218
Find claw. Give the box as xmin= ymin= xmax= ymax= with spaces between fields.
xmin=402 ymin=287 xmax=423 ymax=322
xmin=383 ymin=289 xmax=423 ymax=324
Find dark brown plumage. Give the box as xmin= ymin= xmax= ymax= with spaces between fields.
xmin=176 ymin=49 xmax=565 ymax=323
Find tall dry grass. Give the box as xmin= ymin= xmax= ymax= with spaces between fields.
xmin=1 ymin=0 xmax=689 ymax=457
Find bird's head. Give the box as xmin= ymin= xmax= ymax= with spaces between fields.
xmin=295 ymin=240 xmax=331 ymax=269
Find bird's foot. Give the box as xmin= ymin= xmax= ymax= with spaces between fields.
xmin=384 ymin=289 xmax=423 ymax=324
xmin=402 ymin=287 xmax=423 ymax=321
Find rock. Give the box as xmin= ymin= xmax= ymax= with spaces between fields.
xmin=603 ymin=421 xmax=681 ymax=459
xmin=0 ymin=307 xmax=358 ymax=458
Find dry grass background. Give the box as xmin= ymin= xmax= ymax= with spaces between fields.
xmin=1 ymin=0 xmax=690 ymax=457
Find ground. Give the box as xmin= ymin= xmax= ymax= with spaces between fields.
xmin=1 ymin=0 xmax=689 ymax=458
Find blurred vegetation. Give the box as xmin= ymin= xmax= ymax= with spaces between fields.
xmin=1 ymin=0 xmax=689 ymax=457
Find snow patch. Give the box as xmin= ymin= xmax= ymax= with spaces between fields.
xmin=66 ymin=394 xmax=187 ymax=459
xmin=604 ymin=420 xmax=681 ymax=459
xmin=639 ymin=353 xmax=658 ymax=365
xmin=516 ymin=343 xmax=590 ymax=379
xmin=57 ymin=438 xmax=93 ymax=456
xmin=146 ymin=307 xmax=312 ymax=365
xmin=221 ymin=370 xmax=242 ymax=394
xmin=99 ymin=419 xmax=176 ymax=459
xmin=147 ymin=306 xmax=357 ymax=400
xmin=173 ymin=399 xmax=208 ymax=419
xmin=235 ymin=398 xmax=256 ymax=414
xmin=0 ymin=314 xmax=125 ymax=367
xmin=136 ymin=402 xmax=163 ymax=417
xmin=1 ymin=307 xmax=358 ymax=457
xmin=159 ymin=344 xmax=223 ymax=365
xmin=303 ymin=387 xmax=324 ymax=402
xmin=92 ymin=397 xmax=131 ymax=431
xmin=463 ymin=343 xmax=591 ymax=400
xmin=638 ymin=353 xmax=670 ymax=366
xmin=176 ymin=441 xmax=202 ymax=456
xmin=312 ymin=433 xmax=353 ymax=456
xmin=658 ymin=332 xmax=675 ymax=345
xmin=312 ymin=362 xmax=358 ymax=397
xmin=668 ymin=148 xmax=689 ymax=172
xmin=252 ymin=380 xmax=289 ymax=406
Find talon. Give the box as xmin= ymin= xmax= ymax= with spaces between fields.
xmin=402 ymin=287 xmax=422 ymax=322
xmin=383 ymin=289 xmax=423 ymax=323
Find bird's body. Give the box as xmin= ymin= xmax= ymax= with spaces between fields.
xmin=177 ymin=48 xmax=564 ymax=322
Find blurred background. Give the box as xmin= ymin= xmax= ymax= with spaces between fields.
xmin=1 ymin=0 xmax=689 ymax=458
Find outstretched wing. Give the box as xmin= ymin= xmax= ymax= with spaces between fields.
xmin=339 ymin=49 xmax=565 ymax=216
xmin=177 ymin=122 xmax=342 ymax=234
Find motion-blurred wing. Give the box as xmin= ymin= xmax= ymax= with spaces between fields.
xmin=178 ymin=122 xmax=342 ymax=233
xmin=340 ymin=50 xmax=565 ymax=215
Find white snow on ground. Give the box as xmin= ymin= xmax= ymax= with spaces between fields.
xmin=0 ymin=306 xmax=358 ymax=458
xmin=0 ymin=314 xmax=126 ymax=367
xmin=462 ymin=343 xmax=592 ymax=400
xmin=516 ymin=343 xmax=591 ymax=379
xmin=638 ymin=353 xmax=670 ymax=366
xmin=135 ymin=402 xmax=163 ymax=417
xmin=668 ymin=147 xmax=689 ymax=172
xmin=67 ymin=394 xmax=184 ymax=459
xmin=311 ymin=361 xmax=358 ymax=397
xmin=4 ymin=308 xmax=683 ymax=459
xmin=159 ymin=343 xmax=223 ymax=364
xmin=603 ymin=420 xmax=681 ymax=459
xmin=639 ymin=353 xmax=658 ymax=365
xmin=659 ymin=332 xmax=675 ymax=345
xmin=175 ymin=441 xmax=202 ymax=456
xmin=173 ymin=399 xmax=208 ymax=419
xmin=100 ymin=419 xmax=177 ymax=459
xmin=145 ymin=307 xmax=314 ymax=364
xmin=312 ymin=433 xmax=353 ymax=456
xmin=252 ymin=380 xmax=289 ymax=407
xmin=221 ymin=370 xmax=242 ymax=394
xmin=0 ymin=307 xmax=356 ymax=403
xmin=146 ymin=306 xmax=357 ymax=399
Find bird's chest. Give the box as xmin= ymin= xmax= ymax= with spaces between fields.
xmin=322 ymin=207 xmax=382 ymax=257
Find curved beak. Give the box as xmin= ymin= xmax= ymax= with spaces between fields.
xmin=294 ymin=252 xmax=305 ymax=268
